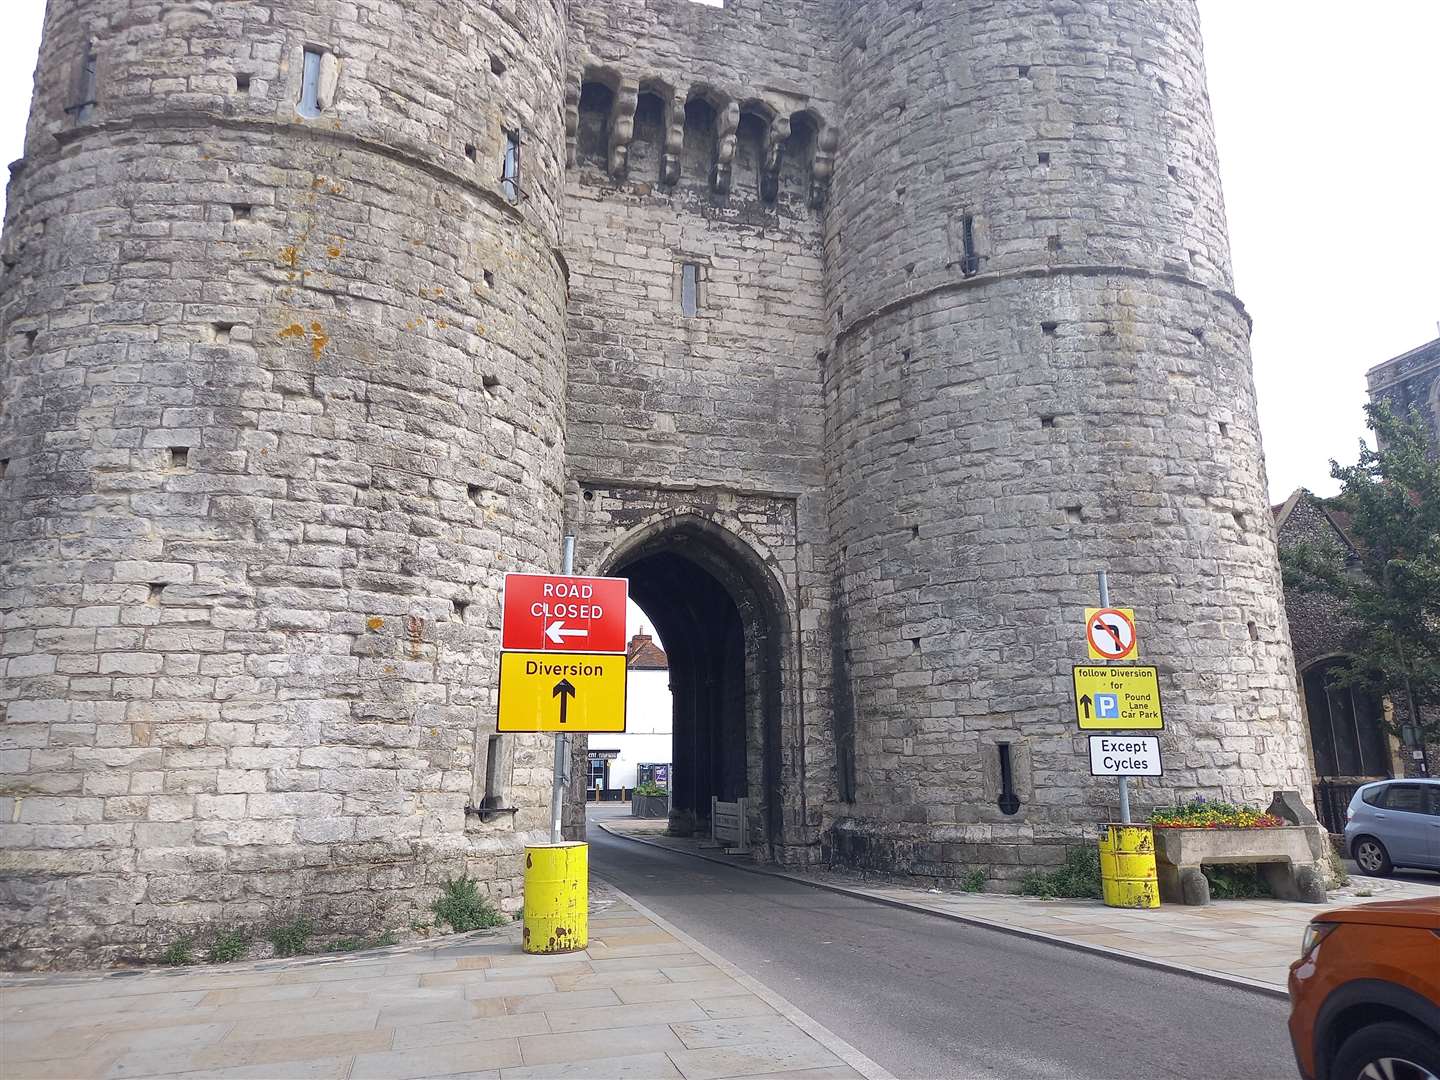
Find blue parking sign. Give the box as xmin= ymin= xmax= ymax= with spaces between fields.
xmin=1096 ymin=693 xmax=1120 ymax=719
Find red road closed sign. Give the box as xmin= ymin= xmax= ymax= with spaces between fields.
xmin=501 ymin=573 xmax=629 ymax=653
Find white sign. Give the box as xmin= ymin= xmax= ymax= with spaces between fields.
xmin=1088 ymin=735 xmax=1162 ymax=777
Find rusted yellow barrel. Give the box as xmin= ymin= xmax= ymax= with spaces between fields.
xmin=1098 ymin=824 xmax=1160 ymax=909
xmin=522 ymin=842 xmax=588 ymax=954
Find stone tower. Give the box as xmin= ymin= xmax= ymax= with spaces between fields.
xmin=0 ymin=0 xmax=570 ymax=965
xmin=819 ymin=0 xmax=1312 ymax=873
xmin=2 ymin=0 xmax=1314 ymax=967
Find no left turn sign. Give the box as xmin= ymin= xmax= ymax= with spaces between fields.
xmin=1085 ymin=607 xmax=1138 ymax=661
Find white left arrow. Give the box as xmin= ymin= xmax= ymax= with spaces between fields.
xmin=545 ymin=622 xmax=589 ymax=645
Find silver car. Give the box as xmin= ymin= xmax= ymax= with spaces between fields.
xmin=1344 ymin=778 xmax=1440 ymax=876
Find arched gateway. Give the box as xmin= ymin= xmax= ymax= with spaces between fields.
xmin=593 ymin=514 xmax=795 ymax=855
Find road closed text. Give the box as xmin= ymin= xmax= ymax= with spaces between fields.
xmin=1087 ymin=735 xmax=1162 ymax=777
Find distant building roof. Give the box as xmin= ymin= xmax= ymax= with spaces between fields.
xmin=627 ymin=631 xmax=668 ymax=670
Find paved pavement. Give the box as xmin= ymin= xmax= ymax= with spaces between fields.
xmin=1 ymin=887 xmax=887 ymax=1080
xmin=599 ymin=810 xmax=1440 ymax=992
xmin=588 ymin=814 xmax=1298 ymax=1080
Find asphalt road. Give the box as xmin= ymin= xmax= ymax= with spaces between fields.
xmin=587 ymin=813 xmax=1297 ymax=1080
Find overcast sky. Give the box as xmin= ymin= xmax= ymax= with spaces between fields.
xmin=1 ymin=3 xmax=1435 ymax=502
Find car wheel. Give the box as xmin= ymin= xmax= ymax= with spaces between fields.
xmin=1331 ymin=1021 xmax=1440 ymax=1080
xmin=1353 ymin=836 xmax=1394 ymax=876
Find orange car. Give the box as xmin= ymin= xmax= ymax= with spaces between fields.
xmin=1288 ymin=897 xmax=1440 ymax=1080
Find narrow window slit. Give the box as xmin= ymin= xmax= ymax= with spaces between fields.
xmin=997 ymin=744 xmax=1020 ymax=815
xmin=501 ymin=130 xmax=522 ymax=202
xmin=483 ymin=269 xmax=495 ymax=288
xmin=1040 ymin=415 xmax=1056 ymax=428
xmin=169 ymin=447 xmax=190 ymax=469
xmin=490 ymin=54 xmax=507 ymax=76
xmin=1041 ymin=321 xmax=1059 ymax=335
xmin=212 ymin=323 xmax=234 ymax=343
xmin=1247 ymin=621 xmax=1260 ymax=642
xmin=680 ymin=263 xmax=700 ymax=317
xmin=1038 ymin=151 xmax=1050 ymax=165
xmin=453 ymin=598 xmax=470 ymax=619
xmin=1233 ymin=511 xmax=1246 ymax=530
xmin=467 ymin=484 xmax=484 ymax=505
xmin=0 ymin=459 xmax=8 ymax=479
xmin=231 ymin=204 xmax=252 ymax=221
xmin=1063 ymin=505 xmax=1083 ymax=523
xmin=960 ymin=214 xmax=979 ymax=277
xmin=298 ymin=47 xmax=325 ymax=117
xmin=234 ymin=73 xmax=251 ymax=93
xmin=147 ymin=583 xmax=165 ymax=606
xmin=465 ymin=143 xmax=477 ymax=162
xmin=481 ymin=374 xmax=501 ymax=390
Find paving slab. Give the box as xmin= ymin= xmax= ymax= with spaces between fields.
xmin=1 ymin=887 xmax=891 ymax=1080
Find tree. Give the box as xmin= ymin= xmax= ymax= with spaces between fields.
xmin=1281 ymin=402 xmax=1440 ymax=747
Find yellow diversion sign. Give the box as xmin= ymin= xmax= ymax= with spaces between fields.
xmin=498 ymin=652 xmax=627 ymax=733
xmin=1072 ymin=664 xmax=1164 ymax=730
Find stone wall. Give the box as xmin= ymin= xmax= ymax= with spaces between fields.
xmin=0 ymin=0 xmax=569 ymax=967
xmin=1367 ymin=336 xmax=1440 ymax=452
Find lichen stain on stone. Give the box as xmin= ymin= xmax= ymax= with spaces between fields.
xmin=278 ymin=323 xmax=306 ymax=341
xmin=366 ymin=616 xmax=384 ymax=632
xmin=308 ymin=322 xmax=330 ymax=359
xmin=327 ymin=242 xmax=344 ymax=258
xmin=279 ymin=246 xmax=300 ymax=269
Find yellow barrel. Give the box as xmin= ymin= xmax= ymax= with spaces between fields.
xmin=1097 ymin=824 xmax=1159 ymax=909
xmin=522 ymin=842 xmax=588 ymax=954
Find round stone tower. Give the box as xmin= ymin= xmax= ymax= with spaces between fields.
xmin=0 ymin=0 xmax=568 ymax=965
xmin=822 ymin=0 xmax=1312 ymax=881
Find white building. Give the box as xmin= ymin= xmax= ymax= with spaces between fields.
xmin=588 ymin=632 xmax=671 ymax=796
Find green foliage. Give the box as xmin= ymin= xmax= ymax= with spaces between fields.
xmin=1019 ymin=846 xmax=1102 ymax=900
xmin=958 ymin=868 xmax=987 ymax=893
xmin=1201 ymin=865 xmax=1272 ymax=900
xmin=161 ymin=937 xmax=193 ymax=966
xmin=632 ymin=782 xmax=668 ymax=797
xmin=208 ymin=929 xmax=250 ymax=964
xmin=332 ymin=931 xmax=397 ymax=952
xmin=431 ymin=876 xmax=506 ymax=933
xmin=267 ymin=918 xmax=312 ymax=958
xmin=1281 ymin=402 xmax=1440 ymax=744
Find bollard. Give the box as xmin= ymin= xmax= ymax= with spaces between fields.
xmin=1098 ymin=823 xmax=1160 ymax=909
xmin=522 ymin=842 xmax=588 ymax=954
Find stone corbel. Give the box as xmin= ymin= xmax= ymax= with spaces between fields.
xmin=760 ymin=115 xmax=791 ymax=203
xmin=661 ymin=91 xmax=686 ymax=185
xmin=713 ymin=101 xmax=739 ymax=195
xmin=608 ymin=78 xmax=639 ymax=179
xmin=811 ymin=126 xmax=838 ymax=209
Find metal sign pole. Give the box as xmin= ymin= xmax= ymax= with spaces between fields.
xmin=1098 ymin=570 xmax=1131 ymax=824
xmin=550 ymin=536 xmax=576 ymax=845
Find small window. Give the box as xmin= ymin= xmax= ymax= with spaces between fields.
xmin=1379 ymin=784 xmax=1426 ymax=814
xmin=65 ymin=41 xmax=98 ymax=123
xmin=680 ymin=263 xmax=700 ymax=317
xmin=996 ymin=743 xmax=1020 ymax=815
xmin=1360 ymin=785 xmax=1385 ymax=807
xmin=501 ymin=130 xmax=521 ymax=203
xmin=298 ymin=48 xmax=324 ymax=117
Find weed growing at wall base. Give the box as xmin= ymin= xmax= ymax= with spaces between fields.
xmin=1019 ymin=847 xmax=1103 ymax=900
xmin=432 ymin=876 xmax=506 ymax=933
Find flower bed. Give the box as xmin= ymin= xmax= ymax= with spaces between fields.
xmin=1150 ymin=797 xmax=1286 ymax=830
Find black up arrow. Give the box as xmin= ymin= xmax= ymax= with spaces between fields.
xmin=552 ymin=679 xmax=576 ymax=724
xmin=1079 ymin=694 xmax=1092 ymax=719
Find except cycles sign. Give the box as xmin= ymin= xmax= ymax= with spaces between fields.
xmin=1088 ymin=735 xmax=1162 ymax=777
xmin=501 ymin=573 xmax=628 ymax=653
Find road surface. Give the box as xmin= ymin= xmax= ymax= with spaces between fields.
xmin=587 ymin=808 xmax=1297 ymax=1080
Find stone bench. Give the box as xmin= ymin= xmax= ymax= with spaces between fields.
xmin=1153 ymin=825 xmax=1328 ymax=905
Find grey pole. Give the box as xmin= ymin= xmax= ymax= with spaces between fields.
xmin=1099 ymin=569 xmax=1131 ymax=824
xmin=549 ymin=536 xmax=577 ymax=845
